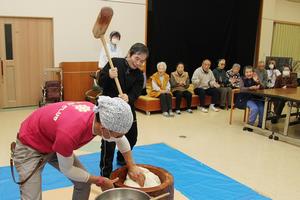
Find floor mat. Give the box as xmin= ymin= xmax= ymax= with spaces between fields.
xmin=0 ymin=143 xmax=270 ymax=200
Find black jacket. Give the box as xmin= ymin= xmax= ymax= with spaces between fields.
xmin=235 ymin=77 xmax=262 ymax=109
xmin=98 ymin=58 xmax=144 ymax=120
xmin=212 ymin=68 xmax=230 ymax=86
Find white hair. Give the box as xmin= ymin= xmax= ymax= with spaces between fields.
xmin=232 ymin=63 xmax=241 ymax=69
xmin=157 ymin=62 xmax=167 ymax=71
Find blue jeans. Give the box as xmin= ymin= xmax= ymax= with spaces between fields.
xmin=247 ymin=100 xmax=264 ymax=127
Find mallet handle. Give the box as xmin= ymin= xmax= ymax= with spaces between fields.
xmin=100 ymin=36 xmax=123 ymax=95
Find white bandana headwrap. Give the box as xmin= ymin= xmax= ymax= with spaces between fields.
xmin=94 ymin=96 xmax=133 ymax=134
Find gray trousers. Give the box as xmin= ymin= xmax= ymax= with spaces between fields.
xmin=13 ymin=140 xmax=91 ymax=200
xmin=217 ymin=87 xmax=232 ymax=107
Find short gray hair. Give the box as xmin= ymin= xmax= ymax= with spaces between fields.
xmin=232 ymin=63 xmax=241 ymax=69
xmin=157 ymin=62 xmax=167 ymax=71
xmin=258 ymin=60 xmax=265 ymax=65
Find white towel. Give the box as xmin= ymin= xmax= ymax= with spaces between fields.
xmin=124 ymin=167 xmax=161 ymax=188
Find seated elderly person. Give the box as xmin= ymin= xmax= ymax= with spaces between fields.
xmin=267 ymin=59 xmax=281 ymax=88
xmin=254 ymin=61 xmax=268 ymax=89
xmin=192 ymin=59 xmax=220 ymax=113
xmin=213 ymin=59 xmax=232 ymax=109
xmin=170 ymin=62 xmax=193 ymax=114
xmin=226 ymin=63 xmax=241 ymax=88
xmin=238 ymin=66 xmax=263 ymax=131
xmin=271 ymin=65 xmax=298 ymax=124
xmin=149 ymin=62 xmax=175 ymax=117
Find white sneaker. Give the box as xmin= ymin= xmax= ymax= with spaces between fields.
xmin=186 ymin=109 xmax=193 ymax=113
xmin=199 ymin=107 xmax=208 ymax=113
xmin=168 ymin=110 xmax=175 ymax=117
xmin=162 ymin=112 xmax=169 ymax=117
xmin=209 ymin=104 xmax=220 ymax=112
xmin=176 ymin=110 xmax=181 ymax=114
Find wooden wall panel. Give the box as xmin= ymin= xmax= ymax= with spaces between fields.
xmin=60 ymin=62 xmax=98 ymax=101
xmin=0 ymin=17 xmax=54 ymax=108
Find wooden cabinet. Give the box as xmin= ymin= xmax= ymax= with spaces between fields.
xmin=60 ymin=62 xmax=98 ymax=101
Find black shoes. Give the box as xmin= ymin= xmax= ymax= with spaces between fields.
xmin=219 ymin=106 xmax=226 ymax=110
xmin=243 ymin=127 xmax=253 ymax=132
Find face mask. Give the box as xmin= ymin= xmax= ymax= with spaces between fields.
xmin=101 ymin=128 xmax=122 ymax=142
xmin=282 ymin=71 xmax=290 ymax=77
xmin=111 ymin=38 xmax=119 ymax=45
xmin=102 ymin=135 xmax=121 ymax=143
xmin=103 ymin=137 xmax=120 ymax=142
xmin=269 ymin=64 xmax=274 ymax=69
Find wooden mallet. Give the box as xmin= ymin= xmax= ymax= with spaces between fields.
xmin=93 ymin=7 xmax=123 ymax=95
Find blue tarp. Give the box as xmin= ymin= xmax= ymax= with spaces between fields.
xmin=0 ymin=143 xmax=270 ymax=200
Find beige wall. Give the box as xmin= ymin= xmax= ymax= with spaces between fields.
xmin=3 ymin=0 xmax=298 ymax=67
xmin=0 ymin=0 xmax=146 ymax=66
xmin=259 ymin=0 xmax=300 ymax=61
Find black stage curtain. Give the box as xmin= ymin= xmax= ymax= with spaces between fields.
xmin=146 ymin=0 xmax=261 ymax=77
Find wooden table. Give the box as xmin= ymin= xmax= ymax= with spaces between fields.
xmin=252 ymin=87 xmax=300 ymax=102
xmin=242 ymin=87 xmax=300 ymax=146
